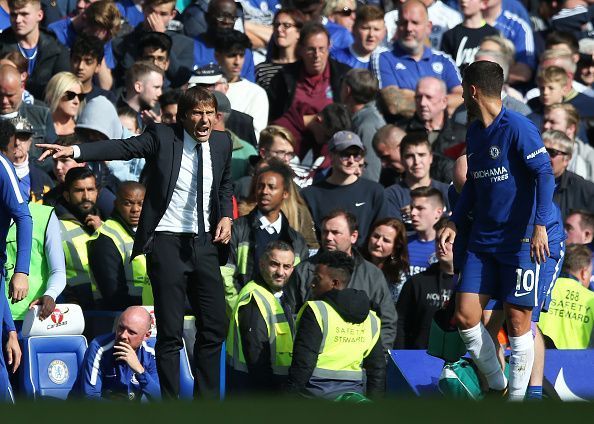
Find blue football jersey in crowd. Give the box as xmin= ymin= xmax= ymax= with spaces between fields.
xmin=407 ymin=234 xmax=438 ymax=276
xmin=494 ymin=9 xmax=535 ymax=69
xmin=116 ymin=0 xmax=145 ymax=28
xmin=372 ymin=44 xmax=461 ymax=91
xmin=193 ymin=35 xmax=255 ymax=82
xmin=0 ymin=7 xmax=9 ymax=32
xmin=451 ymin=107 xmax=556 ymax=253
xmin=331 ymin=45 xmax=388 ymax=69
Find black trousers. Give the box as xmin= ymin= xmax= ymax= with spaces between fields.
xmin=147 ymin=232 xmax=228 ymax=399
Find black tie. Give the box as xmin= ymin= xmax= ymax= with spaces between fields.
xmin=196 ymin=143 xmax=206 ymax=236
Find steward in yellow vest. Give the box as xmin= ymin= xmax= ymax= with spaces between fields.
xmin=88 ymin=182 xmax=151 ymax=310
xmin=226 ymin=240 xmax=296 ymax=393
xmin=286 ymin=250 xmax=385 ymax=399
xmin=539 ymin=244 xmax=594 ymax=349
xmin=57 ymin=168 xmax=104 ymax=310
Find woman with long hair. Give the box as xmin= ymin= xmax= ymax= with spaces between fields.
xmin=45 ymin=72 xmax=84 ymax=136
xmin=363 ymin=218 xmax=410 ymax=303
xmin=255 ymin=8 xmax=305 ymax=90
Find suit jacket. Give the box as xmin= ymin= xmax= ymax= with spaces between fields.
xmin=77 ymin=123 xmax=233 ymax=263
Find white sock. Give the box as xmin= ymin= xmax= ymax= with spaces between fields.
xmin=459 ymin=322 xmax=507 ymax=390
xmin=508 ymin=331 xmax=535 ymax=401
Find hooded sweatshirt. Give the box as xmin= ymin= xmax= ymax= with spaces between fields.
xmin=286 ymin=288 xmax=385 ymax=399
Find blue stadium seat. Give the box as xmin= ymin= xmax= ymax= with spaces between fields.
xmin=145 ymin=338 xmax=194 ymax=399
xmin=21 ymin=335 xmax=88 ymax=400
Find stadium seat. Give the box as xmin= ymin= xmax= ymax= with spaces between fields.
xmin=20 ymin=304 xmax=87 ymax=400
xmin=145 ymin=337 xmax=194 ymax=399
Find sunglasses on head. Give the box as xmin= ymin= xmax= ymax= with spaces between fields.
xmin=62 ymin=91 xmax=85 ymax=102
xmin=334 ymin=6 xmax=354 ymax=16
xmin=546 ymin=147 xmax=569 ymax=158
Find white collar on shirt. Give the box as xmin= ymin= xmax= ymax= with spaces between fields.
xmin=256 ymin=210 xmax=282 ymax=235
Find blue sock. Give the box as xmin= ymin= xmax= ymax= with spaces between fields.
xmin=526 ymin=385 xmax=542 ymax=400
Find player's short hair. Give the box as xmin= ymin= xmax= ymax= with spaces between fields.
xmin=399 ymin=131 xmax=431 ymax=157
xmin=64 ymin=167 xmax=96 ymax=191
xmin=0 ymin=119 xmax=16 ymax=151
xmin=315 ymin=250 xmax=355 ymax=286
xmin=139 ymin=32 xmax=173 ymax=56
xmin=8 ymin=0 xmax=40 ymax=9
xmin=261 ymin=240 xmax=295 ymax=263
xmin=544 ymin=103 xmax=579 ymax=131
xmin=84 ymin=0 xmax=122 ymax=40
xmin=474 ymin=49 xmax=510 ymax=82
xmin=562 ymin=244 xmax=593 ymax=275
xmin=342 ymin=68 xmax=378 ymax=104
xmin=463 ymin=60 xmax=504 ymax=98
xmin=298 ymin=22 xmax=330 ymax=48
xmin=176 ymin=86 xmax=217 ymax=122
xmin=542 ymin=129 xmax=574 ymax=156
xmin=71 ymin=34 xmax=104 ymax=63
xmin=159 ymin=89 xmax=182 ymax=108
xmin=545 ymin=31 xmax=579 ymax=56
xmin=322 ymin=209 xmax=358 ymax=234
xmin=538 ymin=65 xmax=569 ymax=86
xmin=213 ymin=30 xmax=251 ymax=55
xmin=125 ymin=61 xmax=164 ymax=91
xmin=259 ymin=125 xmax=296 ymax=150
xmin=255 ymin=159 xmax=293 ymax=192
xmin=354 ymin=5 xmax=384 ymax=26
xmin=568 ymin=210 xmax=594 ymax=232
xmin=410 ymin=186 xmax=445 ymax=208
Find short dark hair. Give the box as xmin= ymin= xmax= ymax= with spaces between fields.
xmin=545 ymin=31 xmax=579 ymax=56
xmin=411 ymin=186 xmax=445 ymax=208
xmin=399 ymin=131 xmax=431 ymax=157
xmin=71 ymin=34 xmax=104 ymax=63
xmin=261 ymin=240 xmax=295 ymax=262
xmin=354 ymin=5 xmax=384 ymax=26
xmin=159 ymin=89 xmax=182 ymax=108
xmin=117 ymin=181 xmax=145 ymax=198
xmin=64 ymin=167 xmax=96 ymax=191
xmin=298 ymin=22 xmax=329 ymax=48
xmin=322 ymin=209 xmax=358 ymax=234
xmin=343 ymin=68 xmax=378 ymax=104
xmin=463 ymin=60 xmax=504 ymax=98
xmin=116 ymin=104 xmax=138 ymax=122
xmin=568 ymin=210 xmax=594 ymax=232
xmin=213 ymin=29 xmax=251 ymax=55
xmin=0 ymin=51 xmax=27 ymax=75
xmin=138 ymin=31 xmax=173 ymax=56
xmin=176 ymin=86 xmax=217 ymax=122
xmin=56 ymin=133 xmax=82 ymax=147
xmin=320 ymin=103 xmax=352 ymax=137
xmin=255 ymin=159 xmax=294 ymax=192
xmin=562 ymin=244 xmax=592 ymax=275
xmin=315 ymin=250 xmax=355 ymax=286
xmin=0 ymin=119 xmax=15 ymax=151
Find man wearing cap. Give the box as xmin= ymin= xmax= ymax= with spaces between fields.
xmin=211 ymin=91 xmax=257 ymax=181
xmin=301 ymin=130 xmax=387 ymax=245
xmin=190 ymin=64 xmax=257 ymax=147
xmin=0 ymin=116 xmax=53 ymax=203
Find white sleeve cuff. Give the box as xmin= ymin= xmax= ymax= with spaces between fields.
xmin=72 ymin=145 xmax=81 ymax=159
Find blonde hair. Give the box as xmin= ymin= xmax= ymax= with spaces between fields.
xmin=540 ymin=48 xmax=577 ymax=74
xmin=258 ymin=125 xmax=296 ymax=150
xmin=45 ymin=72 xmax=83 ymax=114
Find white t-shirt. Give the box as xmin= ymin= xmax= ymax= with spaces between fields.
xmin=226 ymin=79 xmax=270 ymax=141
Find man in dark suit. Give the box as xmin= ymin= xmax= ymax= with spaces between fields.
xmin=38 ymin=87 xmax=233 ymax=400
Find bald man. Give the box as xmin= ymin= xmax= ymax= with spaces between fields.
xmin=407 ymin=76 xmax=466 ymax=157
xmin=373 ymin=0 xmax=463 ymax=116
xmin=88 ymin=182 xmax=150 ymax=310
xmin=0 ymin=65 xmax=56 ymax=163
xmin=78 ymin=306 xmax=160 ymax=400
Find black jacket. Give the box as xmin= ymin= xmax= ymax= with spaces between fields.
xmin=0 ymin=28 xmax=70 ymax=100
xmin=286 ymin=288 xmax=385 ymax=398
xmin=554 ymin=170 xmax=594 ymax=217
xmin=87 ymin=213 xmax=141 ymax=310
xmin=395 ymin=263 xmax=455 ymax=349
xmin=77 ymin=123 xmax=234 ymax=263
xmin=285 ymin=248 xmax=397 ymax=351
xmin=112 ymin=24 xmax=195 ymax=88
xmin=266 ymin=59 xmax=352 ymax=122
xmin=29 ymin=162 xmax=54 ymax=203
xmin=228 ymin=110 xmax=257 ymax=147
xmin=406 ymin=111 xmax=466 ymax=156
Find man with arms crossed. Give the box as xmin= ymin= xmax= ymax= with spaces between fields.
xmin=38 ymin=87 xmax=233 ymax=400
xmin=439 ymin=61 xmax=557 ymax=400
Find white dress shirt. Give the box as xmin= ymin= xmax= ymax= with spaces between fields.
xmin=256 ymin=210 xmax=282 ymax=234
xmin=155 ymin=130 xmax=213 ymax=233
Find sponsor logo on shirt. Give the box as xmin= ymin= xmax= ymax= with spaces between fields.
xmin=472 ymin=166 xmax=509 ymax=183
xmin=526 ymin=146 xmax=547 ymax=160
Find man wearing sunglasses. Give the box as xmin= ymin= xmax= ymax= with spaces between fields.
xmin=542 ymin=129 xmax=594 ymax=218
xmin=301 ymin=130 xmax=387 ymax=246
